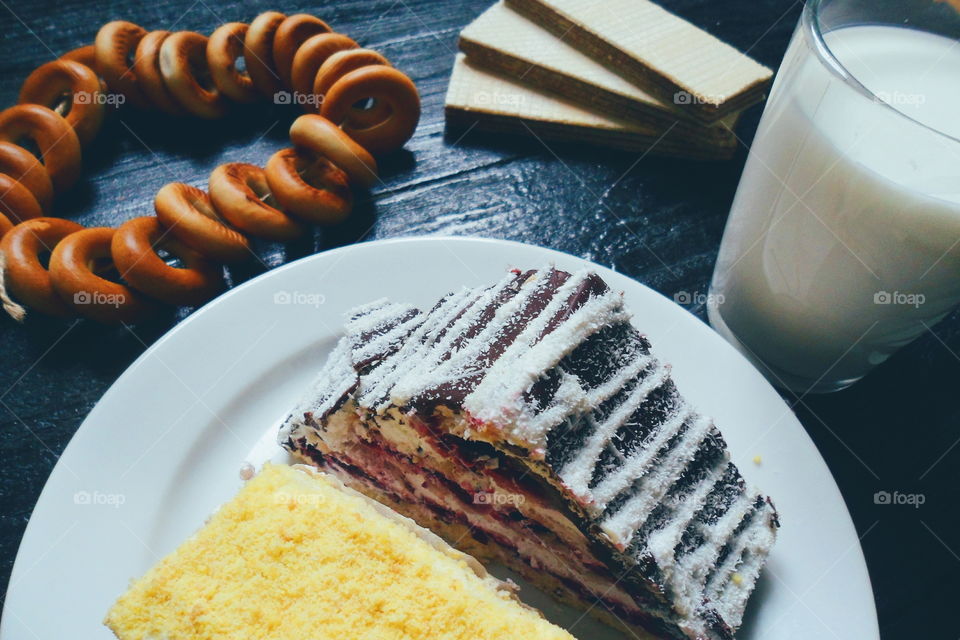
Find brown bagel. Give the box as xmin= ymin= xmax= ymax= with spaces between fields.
xmin=207 ymin=22 xmax=258 ymax=103
xmin=0 ymin=217 xmax=84 ymax=316
xmin=208 ymin=163 xmax=305 ymax=241
xmin=133 ymin=31 xmax=187 ymax=115
xmin=112 ymin=216 xmax=223 ymax=306
xmin=18 ymin=60 xmax=105 ymax=145
xmin=272 ymin=14 xmax=331 ymax=89
xmin=159 ymin=31 xmax=227 ymax=119
xmin=0 ymin=142 xmax=54 ymax=213
xmin=264 ymin=147 xmax=352 ymax=225
xmin=243 ymin=11 xmax=287 ymax=97
xmin=289 ymin=33 xmax=358 ymax=107
xmin=0 ymin=104 xmax=82 ymax=193
xmin=94 ymin=20 xmax=149 ymax=108
xmin=320 ymin=65 xmax=420 ymax=155
xmin=0 ymin=174 xmax=44 ymax=224
xmin=313 ymin=49 xmax=392 ymax=128
xmin=154 ymin=182 xmax=251 ymax=263
xmin=0 ymin=213 xmax=11 ymax=239
xmin=289 ymin=114 xmax=377 ymax=189
xmin=49 ymin=226 xmax=156 ymax=323
xmin=60 ymin=45 xmax=98 ymax=71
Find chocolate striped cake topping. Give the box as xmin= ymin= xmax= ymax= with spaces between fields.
xmin=280 ymin=267 xmax=778 ymax=640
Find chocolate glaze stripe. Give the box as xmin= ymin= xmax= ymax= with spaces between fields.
xmin=526 ymin=351 xmax=655 ymax=440
xmin=389 ymin=271 xmax=539 ymax=404
xmin=370 ymin=286 xmax=487 ymax=403
xmin=454 ymin=269 xmax=595 ymax=406
xmin=558 ymin=362 xmax=670 ymax=503
xmin=352 ymin=312 xmax=423 ymax=367
xmin=346 ymin=300 xmax=422 ymax=366
xmin=601 ymin=419 xmax=712 ymax=547
xmin=404 ymin=270 xmax=575 ymax=410
xmin=467 ymin=286 xmax=630 ymax=447
xmin=284 ymin=300 xmax=422 ymax=440
xmin=464 ymin=269 xmax=629 ymax=443
xmin=359 ymin=287 xmax=478 ymax=408
xmin=584 ymin=351 xmax=656 ymax=409
xmin=593 ymin=406 xmax=697 ymax=508
xmin=708 ymin=510 xmax=777 ymax=629
xmin=601 ymin=417 xmax=715 ymax=547
xmin=704 ymin=502 xmax=774 ymax=599
xmin=646 ymin=454 xmax=732 ymax=574
xmin=674 ymin=490 xmax=755 ymax=617
xmin=417 ymin=270 xmax=575 ymax=405
xmin=458 ymin=268 xmax=574 ymax=378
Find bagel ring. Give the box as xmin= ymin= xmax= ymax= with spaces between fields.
xmin=264 ymin=147 xmax=352 ymax=225
xmin=0 ymin=142 xmax=54 ymax=212
xmin=321 ymin=65 xmax=421 ymax=155
xmin=94 ymin=20 xmax=150 ymax=108
xmin=133 ymin=31 xmax=187 ymax=115
xmin=207 ymin=23 xmax=258 ymax=103
xmin=49 ymin=226 xmax=156 ymax=323
xmin=289 ymin=114 xmax=378 ymax=189
xmin=0 ymin=104 xmax=82 ymax=193
xmin=60 ymin=45 xmax=98 ymax=71
xmin=0 ymin=217 xmax=84 ymax=316
xmin=18 ymin=60 xmax=105 ymax=145
xmin=243 ymin=11 xmax=287 ymax=97
xmin=208 ymin=162 xmax=306 ymax=241
xmin=313 ymin=49 xmax=392 ymax=128
xmin=159 ymin=31 xmax=227 ymax=119
xmin=154 ymin=182 xmax=251 ymax=263
xmin=0 ymin=174 xmax=44 ymax=224
xmin=290 ymin=33 xmax=358 ymax=105
xmin=0 ymin=213 xmax=12 ymax=239
xmin=272 ymin=14 xmax=331 ymax=89
xmin=112 ymin=216 xmax=223 ymax=306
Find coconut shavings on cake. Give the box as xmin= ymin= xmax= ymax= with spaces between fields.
xmin=280 ymin=267 xmax=779 ymax=640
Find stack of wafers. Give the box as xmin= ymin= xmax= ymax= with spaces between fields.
xmin=444 ymin=0 xmax=772 ymax=160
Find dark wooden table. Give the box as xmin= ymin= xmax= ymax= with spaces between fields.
xmin=1 ymin=1 xmax=957 ymax=637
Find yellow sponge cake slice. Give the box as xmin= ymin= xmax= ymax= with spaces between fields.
xmin=105 ymin=463 xmax=575 ymax=640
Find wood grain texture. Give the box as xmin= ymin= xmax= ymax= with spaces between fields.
xmin=0 ymin=2 xmax=958 ymax=638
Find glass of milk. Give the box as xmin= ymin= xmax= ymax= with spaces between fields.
xmin=708 ymin=0 xmax=960 ymax=393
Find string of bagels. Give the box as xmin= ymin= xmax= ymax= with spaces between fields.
xmin=0 ymin=12 xmax=421 ymax=323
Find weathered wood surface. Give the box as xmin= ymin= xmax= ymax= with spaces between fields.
xmin=1 ymin=1 xmax=958 ymax=637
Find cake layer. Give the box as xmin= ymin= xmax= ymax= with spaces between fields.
xmin=281 ymin=267 xmax=779 ymax=639
xmin=105 ymin=464 xmax=575 ymax=640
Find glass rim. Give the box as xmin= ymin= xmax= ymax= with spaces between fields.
xmin=804 ymin=0 xmax=960 ymax=145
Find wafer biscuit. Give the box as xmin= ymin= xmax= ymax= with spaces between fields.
xmin=459 ymin=1 xmax=738 ymax=144
xmin=445 ymin=54 xmax=736 ymax=160
xmin=506 ymin=0 xmax=772 ymax=122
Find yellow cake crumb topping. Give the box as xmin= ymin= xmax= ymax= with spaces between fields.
xmin=105 ymin=463 xmax=575 ymax=640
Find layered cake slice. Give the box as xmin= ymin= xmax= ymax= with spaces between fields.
xmin=105 ymin=463 xmax=574 ymax=640
xmin=280 ymin=267 xmax=779 ymax=640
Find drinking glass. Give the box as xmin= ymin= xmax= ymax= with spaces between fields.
xmin=709 ymin=0 xmax=960 ymax=393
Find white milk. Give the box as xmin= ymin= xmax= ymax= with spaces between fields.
xmin=710 ymin=24 xmax=960 ymax=389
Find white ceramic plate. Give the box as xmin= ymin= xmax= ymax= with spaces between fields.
xmin=1 ymin=237 xmax=879 ymax=639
